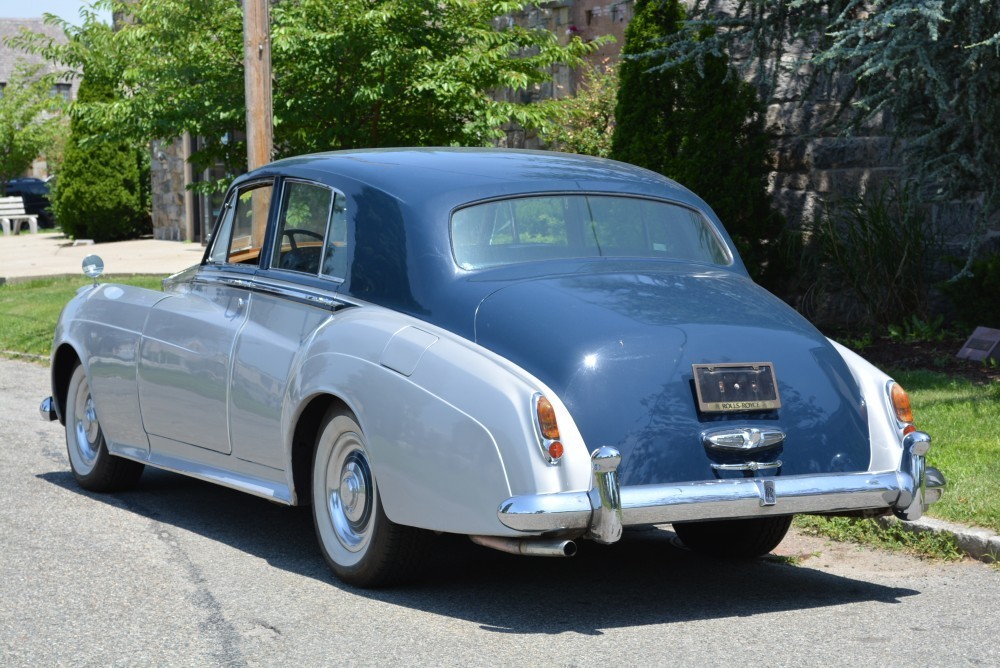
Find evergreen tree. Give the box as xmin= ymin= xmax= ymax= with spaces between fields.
xmin=611 ymin=0 xmax=783 ymax=281
xmin=53 ymin=76 xmax=150 ymax=242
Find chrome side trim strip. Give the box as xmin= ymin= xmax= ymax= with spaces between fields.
xmin=192 ymin=272 xmax=355 ymax=313
xmin=249 ymin=280 xmax=349 ymax=311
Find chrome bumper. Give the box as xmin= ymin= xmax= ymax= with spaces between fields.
xmin=40 ymin=396 xmax=58 ymax=422
xmin=498 ymin=432 xmax=944 ymax=544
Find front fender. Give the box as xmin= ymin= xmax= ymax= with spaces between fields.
xmin=51 ymin=283 xmax=168 ymax=457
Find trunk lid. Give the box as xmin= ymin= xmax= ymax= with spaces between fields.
xmin=474 ymin=264 xmax=870 ymax=486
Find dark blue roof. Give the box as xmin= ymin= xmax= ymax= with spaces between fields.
xmin=234 ymin=148 xmax=747 ymax=339
xmin=242 ymin=147 xmax=709 ymax=214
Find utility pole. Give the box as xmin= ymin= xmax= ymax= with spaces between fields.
xmin=243 ymin=0 xmax=273 ymax=246
xmin=243 ymin=0 xmax=273 ymax=171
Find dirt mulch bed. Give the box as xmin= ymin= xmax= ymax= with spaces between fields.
xmin=852 ymin=337 xmax=1000 ymax=385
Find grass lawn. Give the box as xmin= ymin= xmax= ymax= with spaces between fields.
xmin=894 ymin=369 xmax=1000 ymax=533
xmin=0 ymin=275 xmax=163 ymax=358
xmin=797 ymin=369 xmax=999 ymax=560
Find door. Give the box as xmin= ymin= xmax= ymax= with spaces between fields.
xmin=138 ymin=181 xmax=273 ymax=453
xmin=229 ymin=180 xmax=345 ymax=468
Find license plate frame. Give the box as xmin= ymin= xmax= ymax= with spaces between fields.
xmin=692 ymin=362 xmax=781 ymax=413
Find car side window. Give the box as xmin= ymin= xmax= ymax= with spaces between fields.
xmin=208 ymin=183 xmax=273 ymax=266
xmin=272 ymin=181 xmax=334 ymax=275
xmin=321 ymin=193 xmax=349 ymax=280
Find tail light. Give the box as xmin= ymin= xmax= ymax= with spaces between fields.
xmin=533 ymin=394 xmax=564 ymax=463
xmin=888 ymin=381 xmax=916 ymax=434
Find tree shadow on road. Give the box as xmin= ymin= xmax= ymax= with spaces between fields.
xmin=39 ymin=467 xmax=918 ymax=636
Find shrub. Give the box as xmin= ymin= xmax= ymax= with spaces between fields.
xmin=610 ymin=0 xmax=784 ymax=284
xmin=815 ymin=183 xmax=940 ymax=331
xmin=53 ymin=77 xmax=150 ymax=242
xmin=941 ymin=253 xmax=1000 ymax=330
xmin=540 ymin=60 xmax=618 ymax=159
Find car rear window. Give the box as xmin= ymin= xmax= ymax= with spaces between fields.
xmin=451 ymin=195 xmax=731 ymax=270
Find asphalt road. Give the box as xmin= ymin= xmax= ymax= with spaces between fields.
xmin=2 ymin=357 xmax=998 ymax=666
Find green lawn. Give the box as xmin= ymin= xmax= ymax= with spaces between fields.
xmin=0 ymin=275 xmax=163 ymax=358
xmin=798 ymin=368 xmax=999 ymax=560
xmin=894 ymin=369 xmax=1000 ymax=533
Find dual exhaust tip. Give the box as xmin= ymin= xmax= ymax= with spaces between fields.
xmin=470 ymin=535 xmax=577 ymax=558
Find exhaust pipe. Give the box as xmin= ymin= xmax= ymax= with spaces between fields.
xmin=470 ymin=535 xmax=577 ymax=558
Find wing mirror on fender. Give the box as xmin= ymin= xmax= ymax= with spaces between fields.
xmin=82 ymin=254 xmax=104 ymax=287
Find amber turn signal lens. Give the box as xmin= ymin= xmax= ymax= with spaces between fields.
xmin=536 ymin=396 xmax=560 ymax=440
xmin=890 ymin=382 xmax=914 ymax=424
xmin=548 ymin=441 xmax=564 ymax=459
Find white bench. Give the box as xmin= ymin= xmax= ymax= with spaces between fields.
xmin=0 ymin=196 xmax=39 ymax=235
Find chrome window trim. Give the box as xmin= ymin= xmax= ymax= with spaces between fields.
xmin=204 ymin=178 xmax=277 ymax=268
xmin=268 ymin=177 xmax=339 ymax=275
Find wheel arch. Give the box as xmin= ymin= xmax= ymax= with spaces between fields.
xmin=289 ymin=393 xmax=352 ymax=506
xmin=52 ymin=343 xmax=82 ymax=426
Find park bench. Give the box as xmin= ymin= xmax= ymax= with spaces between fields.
xmin=0 ymin=196 xmax=39 ymax=236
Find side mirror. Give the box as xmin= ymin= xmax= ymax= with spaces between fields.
xmin=82 ymin=254 xmax=104 ymax=286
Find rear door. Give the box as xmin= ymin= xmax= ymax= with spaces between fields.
xmin=229 ymin=179 xmax=349 ymax=469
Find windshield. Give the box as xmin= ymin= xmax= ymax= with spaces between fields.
xmin=451 ymin=195 xmax=731 ymax=270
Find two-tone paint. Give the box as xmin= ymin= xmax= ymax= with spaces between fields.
xmin=43 ymin=148 xmax=943 ymax=545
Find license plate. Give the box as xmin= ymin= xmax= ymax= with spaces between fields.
xmin=692 ymin=363 xmax=781 ymax=413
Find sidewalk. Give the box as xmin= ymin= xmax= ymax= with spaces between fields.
xmin=0 ymin=232 xmax=203 ymax=282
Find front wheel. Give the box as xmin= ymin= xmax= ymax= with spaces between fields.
xmin=311 ymin=409 xmax=428 ymax=587
xmin=672 ymin=515 xmax=793 ymax=559
xmin=64 ymin=364 xmax=144 ymax=491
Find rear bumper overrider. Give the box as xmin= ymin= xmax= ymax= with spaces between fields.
xmin=498 ymin=432 xmax=944 ymax=544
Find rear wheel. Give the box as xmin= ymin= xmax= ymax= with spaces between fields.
xmin=672 ymin=515 xmax=793 ymax=559
xmin=65 ymin=364 xmax=144 ymax=491
xmin=311 ymin=409 xmax=428 ymax=587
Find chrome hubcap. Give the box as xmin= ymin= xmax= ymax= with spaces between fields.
xmin=73 ymin=378 xmax=100 ymax=468
xmin=325 ymin=439 xmax=374 ymax=553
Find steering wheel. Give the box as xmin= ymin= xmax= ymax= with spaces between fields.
xmin=282 ymin=228 xmax=324 ymax=250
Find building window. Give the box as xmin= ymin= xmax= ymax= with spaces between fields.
xmin=52 ymin=83 xmax=72 ymax=100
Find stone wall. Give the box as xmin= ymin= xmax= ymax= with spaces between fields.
xmin=149 ymin=138 xmax=188 ymax=241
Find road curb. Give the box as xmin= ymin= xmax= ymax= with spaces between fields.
xmin=878 ymin=515 xmax=1000 ymax=563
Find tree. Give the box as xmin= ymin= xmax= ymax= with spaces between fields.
xmin=539 ymin=61 xmax=618 ymax=158
xmin=611 ymin=0 xmax=783 ymax=281
xmin=0 ymin=63 xmax=64 ymax=195
xmin=18 ymin=0 xmax=600 ymax=185
xmin=642 ymin=0 xmax=1000 ymax=278
xmin=53 ymin=76 xmax=149 ymax=242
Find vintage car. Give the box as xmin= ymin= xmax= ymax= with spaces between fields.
xmin=41 ymin=148 xmax=944 ymax=587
